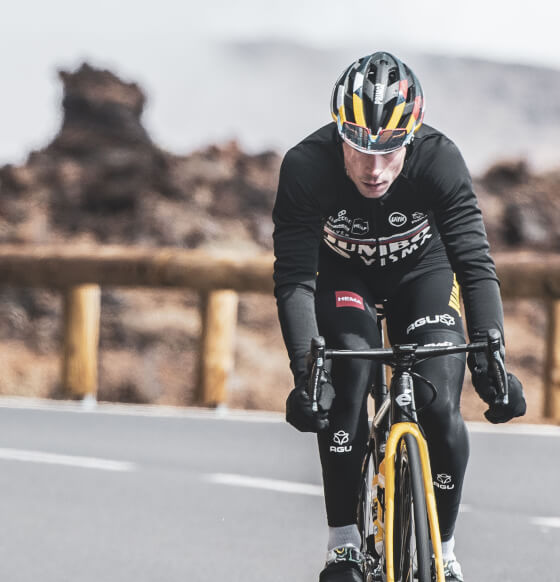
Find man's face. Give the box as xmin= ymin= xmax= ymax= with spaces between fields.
xmin=342 ymin=142 xmax=407 ymax=199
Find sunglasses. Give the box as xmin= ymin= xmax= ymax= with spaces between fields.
xmin=339 ymin=121 xmax=410 ymax=154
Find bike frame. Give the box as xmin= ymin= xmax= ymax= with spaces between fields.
xmin=378 ymin=366 xmax=445 ymax=582
xmin=366 ymin=319 xmax=445 ymax=582
xmin=308 ymin=322 xmax=508 ymax=582
xmin=384 ymin=422 xmax=443 ymax=581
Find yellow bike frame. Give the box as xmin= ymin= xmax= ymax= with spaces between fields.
xmin=383 ymin=422 xmax=445 ymax=582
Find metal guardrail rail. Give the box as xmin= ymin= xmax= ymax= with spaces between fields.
xmin=0 ymin=245 xmax=558 ymax=419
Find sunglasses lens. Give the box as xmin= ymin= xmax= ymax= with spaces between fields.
xmin=341 ymin=123 xmax=409 ymax=153
xmin=343 ymin=124 xmax=371 ymax=148
xmin=376 ymin=128 xmax=407 ymax=149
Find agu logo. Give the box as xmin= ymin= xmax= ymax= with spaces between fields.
xmin=335 ymin=291 xmax=365 ymax=311
xmin=333 ymin=431 xmax=349 ymax=445
xmin=406 ymin=314 xmax=456 ymax=335
xmin=330 ymin=430 xmax=352 ymax=453
xmin=434 ymin=473 xmax=455 ymax=490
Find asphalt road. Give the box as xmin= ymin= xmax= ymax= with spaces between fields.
xmin=0 ymin=398 xmax=558 ymax=582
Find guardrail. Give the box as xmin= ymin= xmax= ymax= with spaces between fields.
xmin=0 ymin=245 xmax=559 ymax=420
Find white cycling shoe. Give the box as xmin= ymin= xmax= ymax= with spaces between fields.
xmin=319 ymin=545 xmax=364 ymax=582
xmin=442 ymin=558 xmax=464 ymax=582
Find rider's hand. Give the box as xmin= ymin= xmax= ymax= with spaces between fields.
xmin=467 ymin=349 xmax=526 ymax=424
xmin=286 ymin=370 xmax=335 ymax=433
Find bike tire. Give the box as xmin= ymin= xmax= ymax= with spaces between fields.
xmin=357 ymin=444 xmax=379 ymax=581
xmin=393 ymin=433 xmax=431 ymax=582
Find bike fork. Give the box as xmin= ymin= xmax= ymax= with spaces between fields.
xmin=383 ymin=424 xmax=445 ymax=582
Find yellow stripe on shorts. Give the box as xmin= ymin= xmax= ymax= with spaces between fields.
xmin=449 ymin=274 xmax=461 ymax=316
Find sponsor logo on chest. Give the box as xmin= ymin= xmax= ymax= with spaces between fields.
xmin=323 ymin=212 xmax=432 ymax=267
xmin=351 ymin=218 xmax=369 ymax=235
xmin=388 ymin=212 xmax=407 ymax=227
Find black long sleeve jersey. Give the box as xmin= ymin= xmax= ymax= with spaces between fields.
xmin=273 ymin=122 xmax=504 ymax=382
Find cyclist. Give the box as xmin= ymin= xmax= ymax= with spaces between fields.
xmin=272 ymin=52 xmax=526 ymax=582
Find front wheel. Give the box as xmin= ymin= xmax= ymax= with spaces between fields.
xmin=357 ymin=445 xmax=381 ymax=581
xmin=393 ymin=434 xmax=431 ymax=582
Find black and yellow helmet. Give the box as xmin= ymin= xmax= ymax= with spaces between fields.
xmin=331 ymin=52 xmax=425 ymax=154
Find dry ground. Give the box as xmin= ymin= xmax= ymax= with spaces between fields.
xmin=0 ymin=291 xmax=553 ymax=426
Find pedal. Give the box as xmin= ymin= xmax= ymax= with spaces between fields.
xmin=363 ymin=555 xmax=384 ymax=582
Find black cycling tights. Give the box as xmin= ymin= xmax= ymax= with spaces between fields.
xmin=315 ymin=267 xmax=468 ymax=542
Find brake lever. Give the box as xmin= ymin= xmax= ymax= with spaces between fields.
xmin=487 ymin=329 xmax=509 ymax=406
xmin=307 ymin=336 xmax=326 ymax=413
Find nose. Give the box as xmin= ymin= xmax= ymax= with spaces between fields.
xmin=364 ymin=155 xmax=385 ymax=178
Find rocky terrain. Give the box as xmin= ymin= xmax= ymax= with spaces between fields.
xmin=0 ymin=63 xmax=558 ymax=422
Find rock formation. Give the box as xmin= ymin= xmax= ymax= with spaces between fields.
xmin=0 ymin=62 xmax=557 ymax=416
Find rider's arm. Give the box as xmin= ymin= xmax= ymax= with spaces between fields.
xmin=421 ymin=137 xmax=527 ymax=422
xmin=422 ymin=136 xmax=504 ymax=341
xmin=272 ymin=146 xmax=332 ymax=383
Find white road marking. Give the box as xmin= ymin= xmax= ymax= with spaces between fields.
xmin=467 ymin=421 xmax=560 ymax=437
xmin=205 ymin=473 xmax=323 ymax=496
xmin=530 ymin=517 xmax=560 ymax=529
xmin=0 ymin=447 xmax=136 ymax=472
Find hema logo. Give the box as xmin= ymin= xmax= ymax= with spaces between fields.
xmin=388 ymin=212 xmax=407 ymax=227
xmin=335 ymin=291 xmax=365 ymax=310
xmin=351 ymin=218 xmax=369 ymax=235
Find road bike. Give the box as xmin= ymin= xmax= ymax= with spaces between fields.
xmin=307 ymin=313 xmax=508 ymax=582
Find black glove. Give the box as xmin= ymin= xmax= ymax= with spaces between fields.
xmin=286 ymin=370 xmax=335 ymax=433
xmin=468 ymin=349 xmax=527 ymax=424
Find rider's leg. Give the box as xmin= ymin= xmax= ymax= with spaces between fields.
xmin=408 ymin=342 xmax=468 ymax=543
xmin=385 ymin=267 xmax=468 ymax=543
xmin=314 ymin=273 xmax=381 ymax=544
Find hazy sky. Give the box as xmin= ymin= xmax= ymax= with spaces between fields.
xmin=2 ymin=0 xmax=558 ymax=164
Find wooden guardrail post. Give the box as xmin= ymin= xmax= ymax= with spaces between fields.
xmin=3 ymin=246 xmax=560 ymax=413
xmin=543 ymin=299 xmax=560 ymax=421
xmin=197 ymin=290 xmax=239 ymax=407
xmin=61 ymin=284 xmax=101 ymax=400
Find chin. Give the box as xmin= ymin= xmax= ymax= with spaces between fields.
xmin=359 ymin=186 xmax=388 ymax=199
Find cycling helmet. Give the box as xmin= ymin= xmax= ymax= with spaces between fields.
xmin=331 ymin=52 xmax=425 ymax=154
